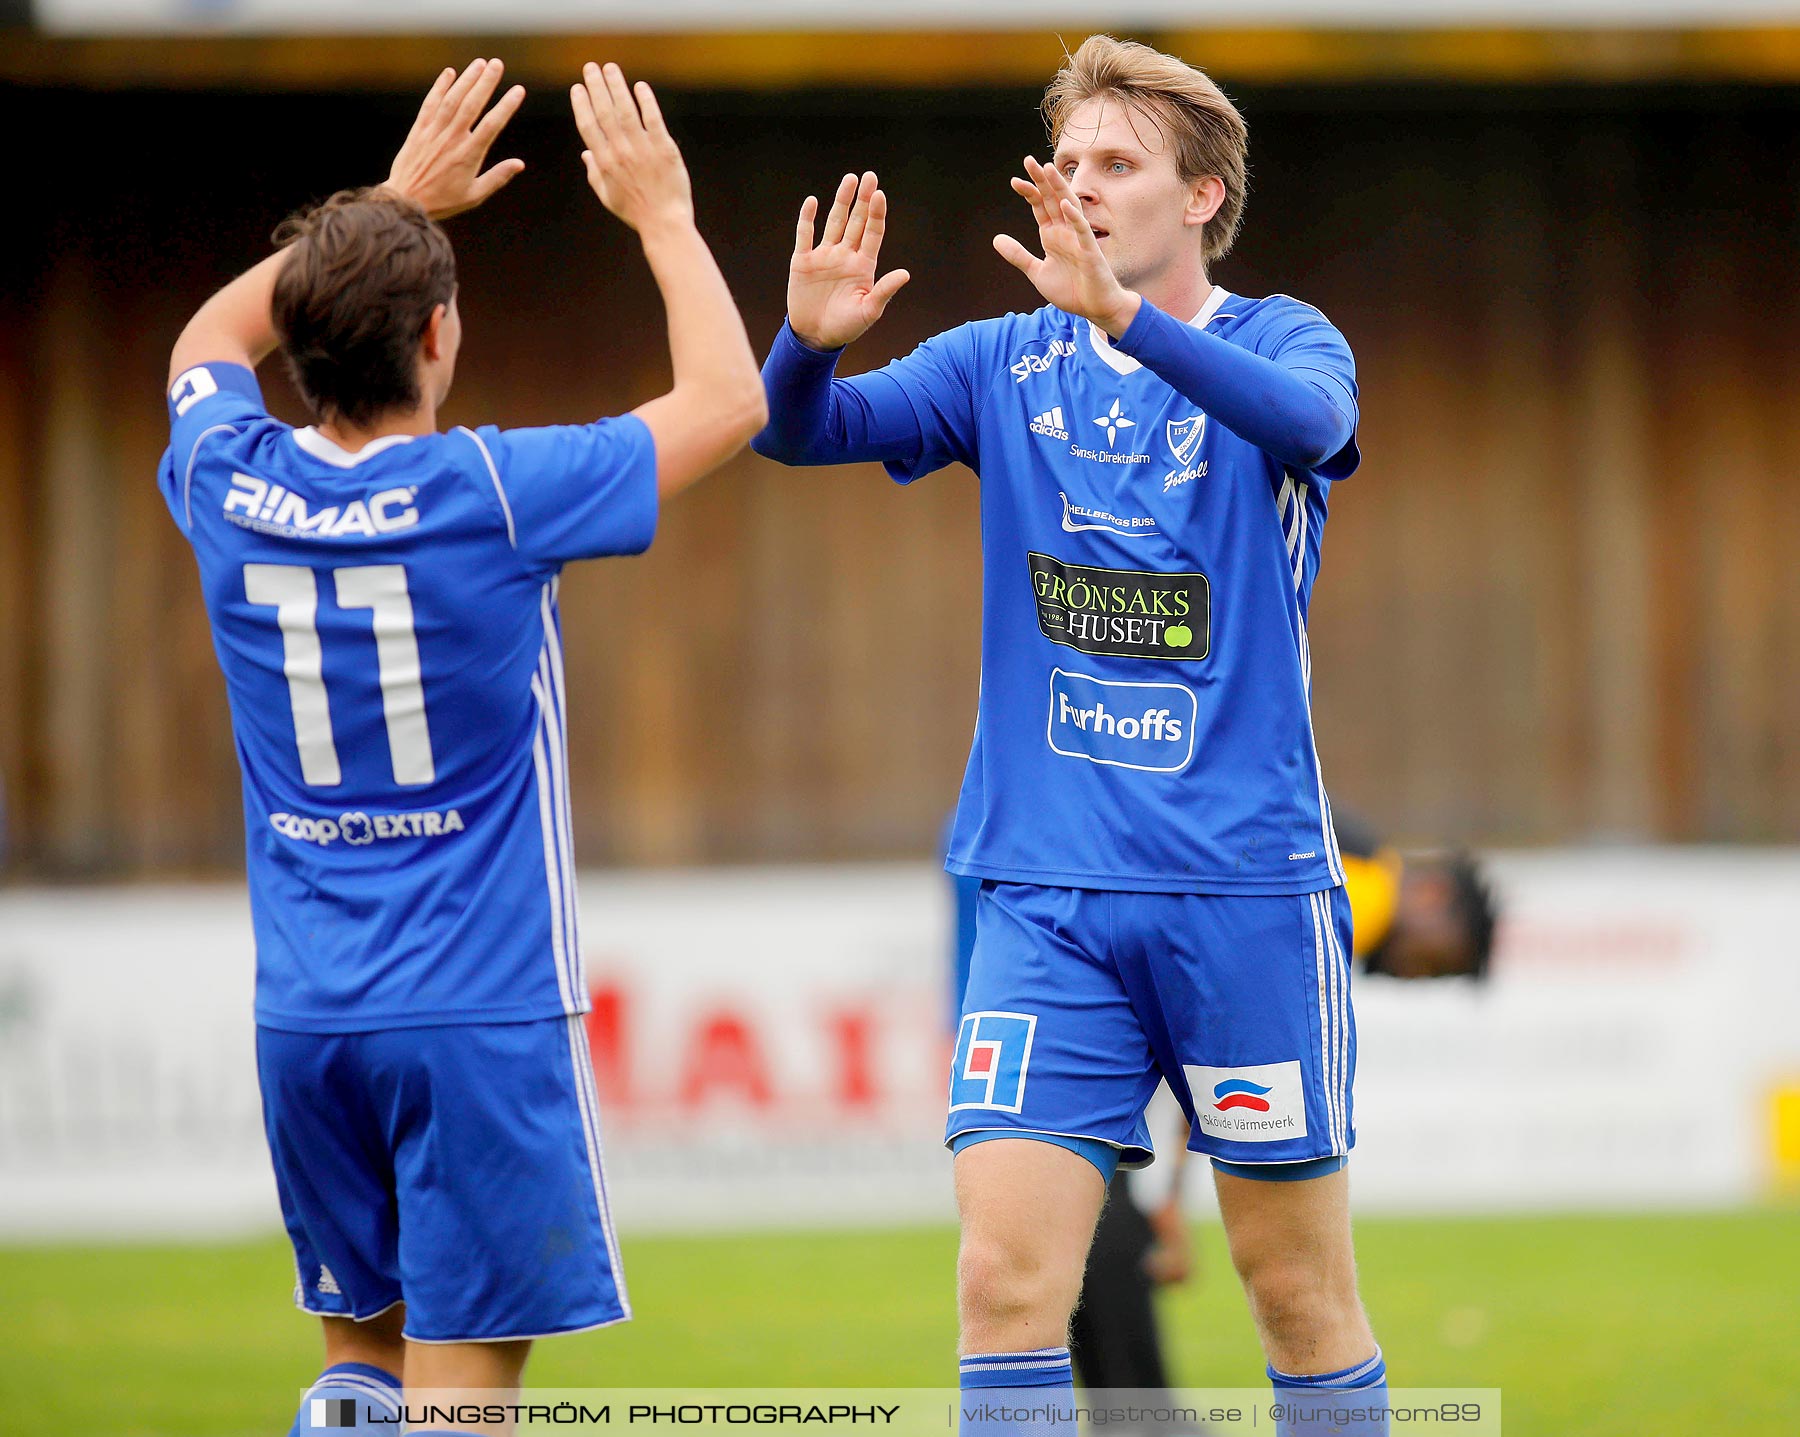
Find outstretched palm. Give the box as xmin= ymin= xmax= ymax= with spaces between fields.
xmin=788 ymin=171 xmax=911 ymax=350
xmin=569 ymin=62 xmax=694 ymax=235
xmin=994 ymin=156 xmax=1137 ymax=335
xmin=385 ymin=59 xmax=527 ymax=221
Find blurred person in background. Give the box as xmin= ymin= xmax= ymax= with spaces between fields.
xmin=758 ymin=33 xmax=1382 ymax=1437
xmin=158 ymin=59 xmax=763 ymax=1436
xmin=1334 ymin=818 xmax=1498 ymax=983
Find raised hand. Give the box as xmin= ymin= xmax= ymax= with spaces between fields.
xmin=385 ymin=59 xmax=527 ymax=220
xmin=570 ymin=63 xmax=693 ymax=236
xmin=787 ymin=171 xmax=911 ymax=351
xmin=993 ymin=156 xmax=1140 ymax=337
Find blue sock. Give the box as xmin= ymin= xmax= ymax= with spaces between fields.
xmin=288 ymin=1362 xmax=402 ymax=1434
xmin=959 ymin=1347 xmax=1075 ymax=1437
xmin=1269 ymin=1348 xmax=1389 ymax=1437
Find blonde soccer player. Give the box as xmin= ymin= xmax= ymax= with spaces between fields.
xmin=754 ymin=36 xmax=1382 ymax=1437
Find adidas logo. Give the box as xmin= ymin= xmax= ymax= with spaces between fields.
xmin=317 ymin=1265 xmax=341 ymax=1296
xmin=1030 ymin=406 xmax=1070 ymax=441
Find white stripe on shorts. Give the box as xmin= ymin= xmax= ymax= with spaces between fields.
xmin=1308 ymin=893 xmax=1336 ymax=1153
xmin=566 ymin=1015 xmax=631 ymax=1319
xmin=1324 ymin=894 xmax=1351 ymax=1153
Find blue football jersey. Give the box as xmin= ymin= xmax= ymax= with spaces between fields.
xmin=159 ymin=362 xmax=657 ymax=1032
xmin=878 ymin=290 xmax=1357 ymax=894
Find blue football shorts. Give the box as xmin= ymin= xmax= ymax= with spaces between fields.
xmin=256 ymin=1014 xmax=628 ymax=1342
xmin=947 ymin=882 xmax=1356 ymax=1174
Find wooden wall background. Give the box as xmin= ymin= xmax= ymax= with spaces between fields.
xmin=2 ymin=81 xmax=1797 ymax=875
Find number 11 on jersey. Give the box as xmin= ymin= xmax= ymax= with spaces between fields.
xmin=244 ymin=562 xmax=437 ymax=788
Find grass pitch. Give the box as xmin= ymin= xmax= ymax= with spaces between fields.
xmin=2 ymin=1210 xmax=1795 ymax=1436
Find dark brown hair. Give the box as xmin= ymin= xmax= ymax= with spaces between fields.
xmin=271 ymin=188 xmax=457 ymax=428
xmin=1043 ymin=35 xmax=1250 ymax=265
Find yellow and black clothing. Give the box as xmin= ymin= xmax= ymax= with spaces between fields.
xmin=1333 ymin=813 xmax=1404 ymax=962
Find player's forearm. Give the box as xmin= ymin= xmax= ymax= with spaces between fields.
xmin=750 ymin=322 xmax=920 ymax=467
xmin=1116 ymin=299 xmax=1354 ymax=471
xmin=751 ymin=323 xmax=844 ymax=464
xmin=636 ymin=218 xmax=767 ymax=493
xmin=168 ymin=249 xmax=291 ymax=386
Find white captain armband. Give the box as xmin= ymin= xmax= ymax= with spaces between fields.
xmin=170 ymin=365 xmax=220 ymax=418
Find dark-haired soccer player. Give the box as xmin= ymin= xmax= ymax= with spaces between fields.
xmin=756 ymin=34 xmax=1382 ymax=1436
xmin=160 ymin=60 xmax=764 ymax=1435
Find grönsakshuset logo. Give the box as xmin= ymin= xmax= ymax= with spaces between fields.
xmin=1027 ymin=553 xmax=1209 ymax=662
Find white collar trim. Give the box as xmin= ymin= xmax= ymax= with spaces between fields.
xmin=1086 ymin=287 xmax=1234 ymax=376
xmin=293 ymin=426 xmax=419 ymax=468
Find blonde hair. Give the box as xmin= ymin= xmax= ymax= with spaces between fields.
xmin=1043 ymin=35 xmax=1249 ymax=265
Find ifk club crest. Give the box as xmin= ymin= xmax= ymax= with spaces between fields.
xmin=1166 ymin=414 xmax=1206 ymax=467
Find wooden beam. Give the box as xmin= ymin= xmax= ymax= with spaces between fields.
xmin=10 ymin=28 xmax=1800 ymax=91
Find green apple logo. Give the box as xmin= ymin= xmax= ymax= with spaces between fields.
xmin=1164 ymin=625 xmax=1193 ymax=649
